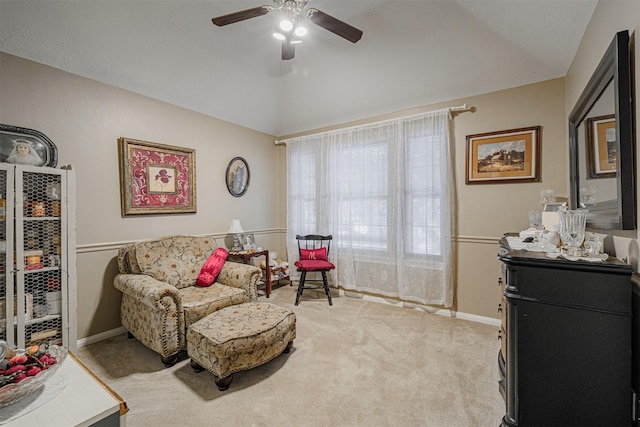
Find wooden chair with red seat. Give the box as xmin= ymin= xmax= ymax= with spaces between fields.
xmin=294 ymin=234 xmax=335 ymax=306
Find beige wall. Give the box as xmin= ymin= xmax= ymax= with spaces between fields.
xmin=565 ymin=0 xmax=640 ymax=266
xmin=453 ymin=78 xmax=567 ymax=317
xmin=0 ymin=52 xmax=284 ymax=339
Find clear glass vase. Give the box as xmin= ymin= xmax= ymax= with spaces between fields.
xmin=557 ymin=207 xmax=588 ymax=256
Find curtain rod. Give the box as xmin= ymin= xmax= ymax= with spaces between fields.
xmin=274 ymin=103 xmax=472 ymax=145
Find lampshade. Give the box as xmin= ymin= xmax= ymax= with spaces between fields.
xmin=227 ymin=219 xmax=244 ymax=234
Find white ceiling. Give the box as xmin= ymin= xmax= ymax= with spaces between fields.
xmin=0 ymin=0 xmax=597 ymax=137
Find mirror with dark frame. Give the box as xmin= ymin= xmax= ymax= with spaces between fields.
xmin=569 ymin=30 xmax=635 ymax=230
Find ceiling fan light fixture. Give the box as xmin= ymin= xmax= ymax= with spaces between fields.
xmin=279 ymin=18 xmax=293 ymax=32
xmin=278 ymin=7 xmax=294 ymax=32
xmin=294 ymin=24 xmax=307 ymax=37
xmin=273 ymin=31 xmax=286 ymax=41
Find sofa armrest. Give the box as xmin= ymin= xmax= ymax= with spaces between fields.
xmin=216 ymin=262 xmax=262 ymax=302
xmin=114 ymin=273 xmax=183 ymax=311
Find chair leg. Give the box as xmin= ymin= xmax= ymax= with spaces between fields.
xmin=295 ymin=271 xmax=307 ymax=306
xmin=321 ymin=271 xmax=333 ymax=306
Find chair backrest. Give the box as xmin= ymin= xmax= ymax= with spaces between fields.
xmin=296 ymin=234 xmax=332 ymax=258
xmin=130 ymin=235 xmax=218 ymax=289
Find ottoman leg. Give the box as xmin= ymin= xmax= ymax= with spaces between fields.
xmin=215 ymin=375 xmax=233 ymax=391
xmin=190 ymin=359 xmax=205 ymax=373
xmin=283 ymin=341 xmax=294 ymax=354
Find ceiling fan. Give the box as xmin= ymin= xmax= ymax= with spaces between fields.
xmin=212 ymin=0 xmax=363 ymax=60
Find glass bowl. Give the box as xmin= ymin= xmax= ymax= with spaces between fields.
xmin=0 ymin=344 xmax=67 ymax=407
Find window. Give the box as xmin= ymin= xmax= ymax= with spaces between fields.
xmin=286 ymin=109 xmax=452 ymax=306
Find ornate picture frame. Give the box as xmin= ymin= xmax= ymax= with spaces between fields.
xmin=465 ymin=126 xmax=541 ymax=184
xmin=118 ymin=137 xmax=196 ymax=216
xmin=0 ymin=124 xmax=58 ymax=167
xmin=585 ymin=114 xmax=616 ymax=179
xmin=225 ymin=157 xmax=250 ymax=197
xmin=241 ymin=233 xmax=257 ymax=250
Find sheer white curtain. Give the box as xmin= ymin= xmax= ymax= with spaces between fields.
xmin=285 ymin=109 xmax=453 ymax=307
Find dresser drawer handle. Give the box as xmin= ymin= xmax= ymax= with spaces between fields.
xmin=498 ymin=303 xmax=502 ymax=313
xmin=498 ymin=330 xmax=502 ymax=340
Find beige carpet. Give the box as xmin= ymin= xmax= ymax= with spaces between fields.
xmin=77 ymin=284 xmax=504 ymax=426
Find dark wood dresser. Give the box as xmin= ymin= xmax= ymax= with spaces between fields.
xmin=498 ymin=236 xmax=633 ymax=426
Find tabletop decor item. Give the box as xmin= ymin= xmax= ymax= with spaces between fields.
xmin=225 ymin=157 xmax=250 ymax=197
xmin=0 ymin=124 xmax=58 ymax=167
xmin=557 ymin=207 xmax=588 ymax=257
xmin=465 ymin=126 xmax=540 ymax=184
xmin=118 ymin=137 xmax=196 ymax=215
xmin=0 ymin=343 xmax=67 ymax=407
xmin=540 ymin=188 xmax=555 ymax=207
xmin=242 ymin=233 xmax=256 ymax=250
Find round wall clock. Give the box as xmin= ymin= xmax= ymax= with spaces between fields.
xmin=225 ymin=156 xmax=250 ymax=197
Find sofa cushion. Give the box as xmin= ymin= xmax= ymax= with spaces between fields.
xmin=135 ymin=235 xmax=217 ymax=289
xmin=196 ymin=248 xmax=229 ymax=287
xmin=180 ymin=284 xmax=248 ymax=328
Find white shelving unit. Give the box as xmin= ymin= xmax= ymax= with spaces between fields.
xmin=0 ymin=164 xmax=76 ymax=352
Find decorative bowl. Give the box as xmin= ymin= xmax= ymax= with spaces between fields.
xmin=0 ymin=344 xmax=67 ymax=407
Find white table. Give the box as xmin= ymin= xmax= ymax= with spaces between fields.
xmin=2 ymin=353 xmax=127 ymax=426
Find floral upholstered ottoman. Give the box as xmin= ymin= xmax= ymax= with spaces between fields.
xmin=186 ymin=302 xmax=296 ymax=391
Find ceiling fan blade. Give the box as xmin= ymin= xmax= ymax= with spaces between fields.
xmin=212 ymin=5 xmax=271 ymax=27
xmin=282 ymin=41 xmax=295 ymax=60
xmin=308 ymin=8 xmax=363 ymax=43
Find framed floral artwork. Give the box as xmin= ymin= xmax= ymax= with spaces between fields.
xmin=118 ymin=137 xmax=196 ymax=215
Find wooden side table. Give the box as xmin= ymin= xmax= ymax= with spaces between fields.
xmin=228 ymin=250 xmax=272 ymax=298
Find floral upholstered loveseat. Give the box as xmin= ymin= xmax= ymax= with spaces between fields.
xmin=114 ymin=235 xmax=262 ymax=366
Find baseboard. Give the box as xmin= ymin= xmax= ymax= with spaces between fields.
xmin=449 ymin=311 xmax=501 ymax=327
xmin=76 ymin=326 xmax=126 ymax=349
xmin=352 ymin=292 xmax=501 ymax=327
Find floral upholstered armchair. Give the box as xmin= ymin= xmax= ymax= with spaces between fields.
xmin=114 ymin=235 xmax=262 ymax=366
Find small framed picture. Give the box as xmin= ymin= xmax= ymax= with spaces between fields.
xmin=226 ymin=157 xmax=250 ymax=197
xmin=242 ymin=233 xmax=256 ymax=250
xmin=585 ymin=114 xmax=616 ymax=179
xmin=231 ymin=234 xmax=243 ymax=251
xmin=0 ymin=124 xmax=58 ymax=167
xmin=465 ymin=126 xmax=541 ymax=184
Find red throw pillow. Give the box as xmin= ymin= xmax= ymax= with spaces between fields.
xmin=196 ymin=248 xmax=229 ymax=287
xmin=299 ymin=247 xmax=328 ymax=261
